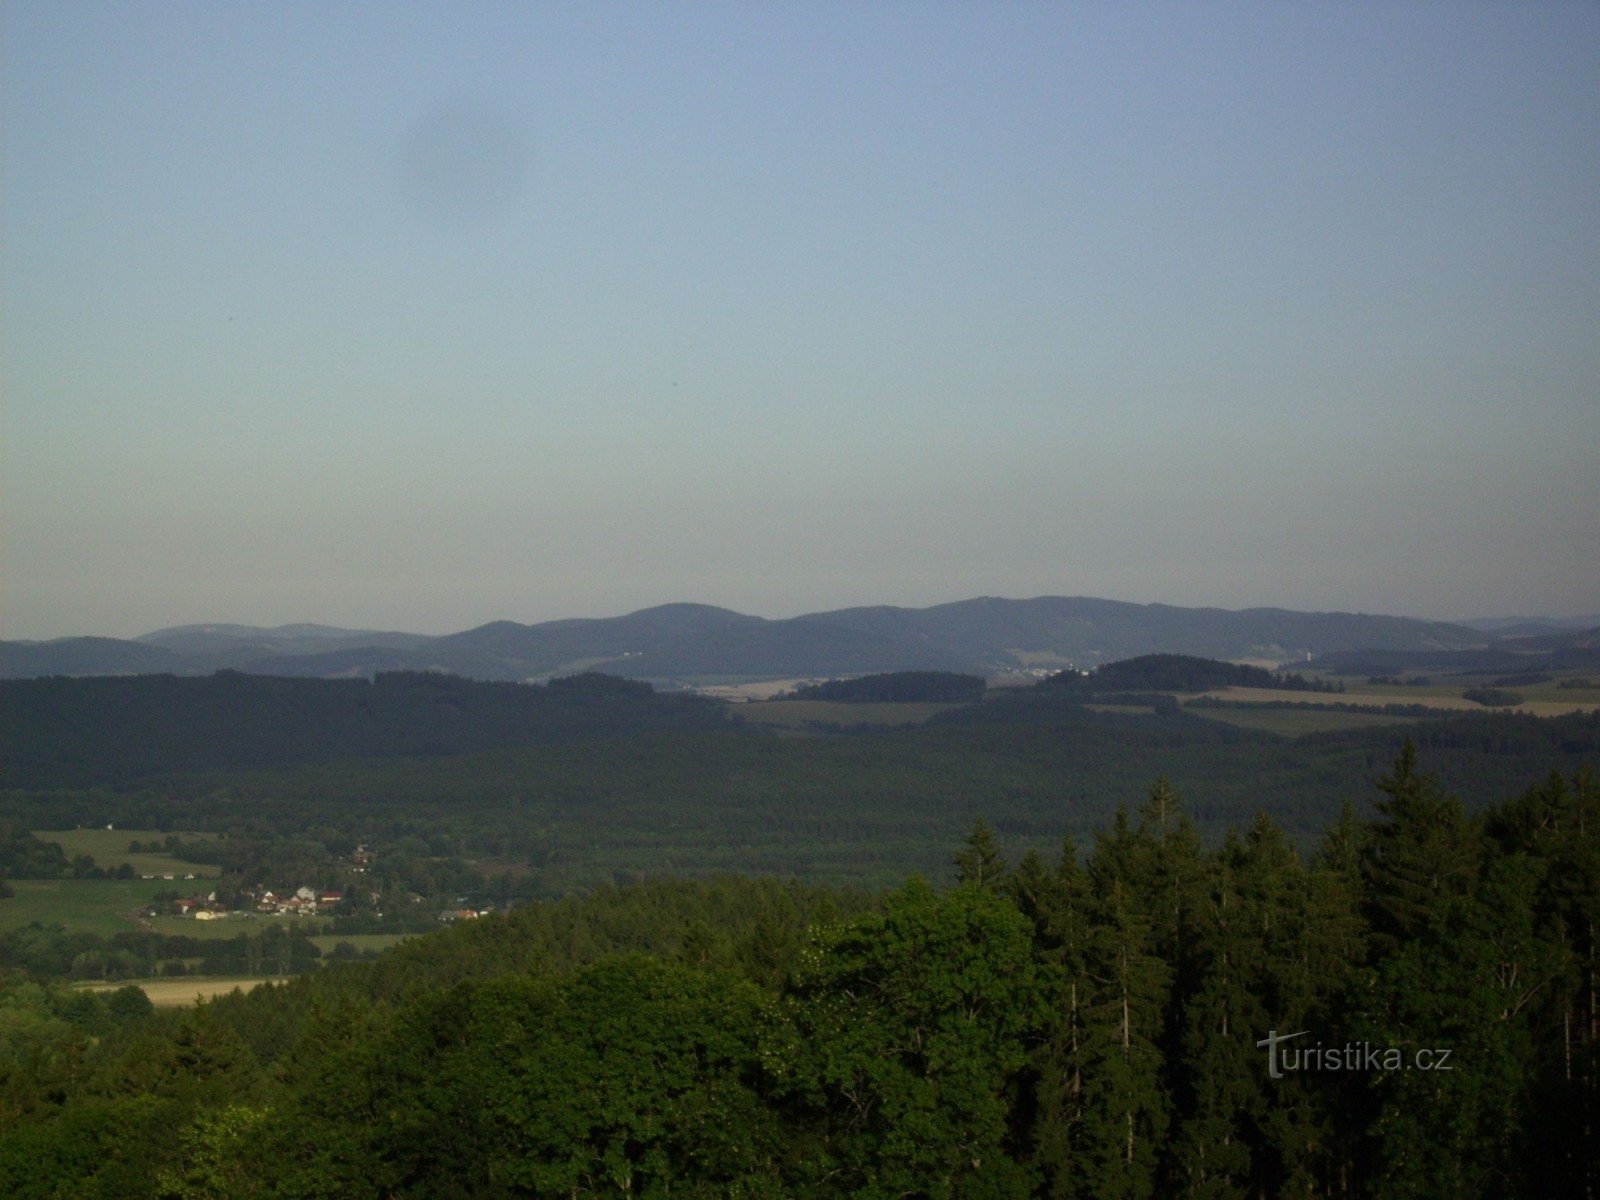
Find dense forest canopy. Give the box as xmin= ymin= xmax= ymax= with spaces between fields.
xmin=1 ymin=753 xmax=1595 ymax=1197
xmin=3 ymin=660 xmax=1597 ymax=1193
xmin=0 ymin=670 xmax=730 ymax=789
xmin=4 ymin=666 xmax=1598 ymax=895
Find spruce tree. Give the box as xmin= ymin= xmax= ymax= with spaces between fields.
xmin=1360 ymin=741 xmax=1480 ymax=959
xmin=955 ymin=817 xmax=1008 ymax=891
xmin=1021 ymin=837 xmax=1096 ymax=1198
xmin=1071 ymin=877 xmax=1170 ymax=1200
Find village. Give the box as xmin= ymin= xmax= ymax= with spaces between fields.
xmin=157 ymin=884 xmax=346 ymax=922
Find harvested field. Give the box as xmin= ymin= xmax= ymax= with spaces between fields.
xmin=77 ymin=976 xmax=278 ymax=1007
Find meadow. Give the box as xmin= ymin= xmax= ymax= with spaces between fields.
xmin=309 ymin=933 xmax=412 ymax=956
xmin=143 ymin=913 xmax=321 ymax=939
xmin=0 ymin=877 xmax=174 ymax=936
xmin=34 ymin=827 xmax=220 ymax=878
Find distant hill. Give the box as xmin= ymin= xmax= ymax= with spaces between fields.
xmin=1308 ymin=626 xmax=1600 ymax=676
xmin=0 ymin=637 xmax=188 ymax=678
xmin=0 ymin=596 xmax=1496 ymax=682
xmin=137 ymin=623 xmax=429 ymax=658
xmin=1459 ymin=615 xmax=1600 ymax=635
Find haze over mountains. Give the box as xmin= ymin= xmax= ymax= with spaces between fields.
xmin=7 ymin=595 xmax=1594 ymax=684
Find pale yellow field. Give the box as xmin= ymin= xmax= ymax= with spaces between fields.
xmin=1194 ymin=687 xmax=1599 ymax=717
xmin=697 ymin=679 xmax=823 ymax=701
xmin=77 ymin=976 xmax=278 ymax=1007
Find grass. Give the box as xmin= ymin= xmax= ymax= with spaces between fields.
xmin=144 ymin=913 xmax=329 ymax=939
xmin=1519 ymin=679 xmax=1600 ymax=704
xmin=0 ymin=878 xmax=175 ymax=936
xmin=309 ymin=933 xmax=412 ymax=955
xmin=34 ymin=828 xmax=221 ymax=878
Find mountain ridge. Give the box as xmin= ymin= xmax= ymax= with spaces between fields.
xmin=0 ymin=595 xmax=1521 ymax=683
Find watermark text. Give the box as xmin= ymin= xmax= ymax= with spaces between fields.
xmin=1256 ymin=1030 xmax=1453 ymax=1079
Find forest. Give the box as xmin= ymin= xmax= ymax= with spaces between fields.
xmin=3 ymin=665 xmax=1599 ymax=1195
xmin=0 ymin=748 xmax=1595 ymax=1197
xmin=5 ymin=666 xmax=1599 ymax=896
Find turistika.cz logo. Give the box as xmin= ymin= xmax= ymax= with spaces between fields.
xmin=1256 ymin=1030 xmax=1454 ymax=1079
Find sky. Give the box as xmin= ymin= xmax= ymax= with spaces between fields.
xmin=3 ymin=1 xmax=1597 ymax=639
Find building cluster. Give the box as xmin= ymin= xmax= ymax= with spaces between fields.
xmin=252 ymin=885 xmax=346 ymax=915
xmin=168 ymin=885 xmax=345 ymax=920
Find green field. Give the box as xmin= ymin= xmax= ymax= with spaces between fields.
xmin=1188 ymin=707 xmax=1425 ymax=736
xmin=143 ymin=913 xmax=327 ymax=939
xmin=310 ymin=933 xmax=412 ymax=956
xmin=0 ymin=878 xmax=174 ymax=936
xmin=34 ymin=828 xmax=221 ymax=878
xmin=1520 ymin=679 xmax=1600 ymax=704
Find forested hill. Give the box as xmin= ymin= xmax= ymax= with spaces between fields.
xmin=0 ymin=670 xmax=729 ymax=789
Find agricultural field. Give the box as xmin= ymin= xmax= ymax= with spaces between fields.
xmin=0 ymin=877 xmax=175 ymax=936
xmin=696 ymin=679 xmax=826 ymax=701
xmin=76 ymin=976 xmax=276 ymax=1008
xmin=1516 ymin=678 xmax=1600 ymax=704
xmin=34 ymin=827 xmax=221 ymax=878
xmin=1192 ymin=686 xmax=1598 ymax=717
xmin=144 ymin=912 xmax=326 ymax=939
xmin=310 ymin=933 xmax=412 ymax=956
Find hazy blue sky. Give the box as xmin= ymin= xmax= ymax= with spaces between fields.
xmin=4 ymin=1 xmax=1597 ymax=638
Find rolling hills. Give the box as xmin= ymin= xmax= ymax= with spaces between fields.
xmin=1 ymin=595 xmax=1505 ymax=683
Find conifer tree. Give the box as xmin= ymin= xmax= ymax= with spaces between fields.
xmin=1484 ymin=767 xmax=1600 ymax=1195
xmin=1355 ymin=852 xmax=1566 ymax=1198
xmin=955 ymin=817 xmax=1008 ymax=891
xmin=1173 ymin=845 xmax=1257 ymax=1200
xmin=1071 ymin=877 xmax=1170 ymax=1200
xmin=1360 ymin=741 xmax=1481 ymax=959
xmin=1019 ymin=837 xmax=1097 ymax=1198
